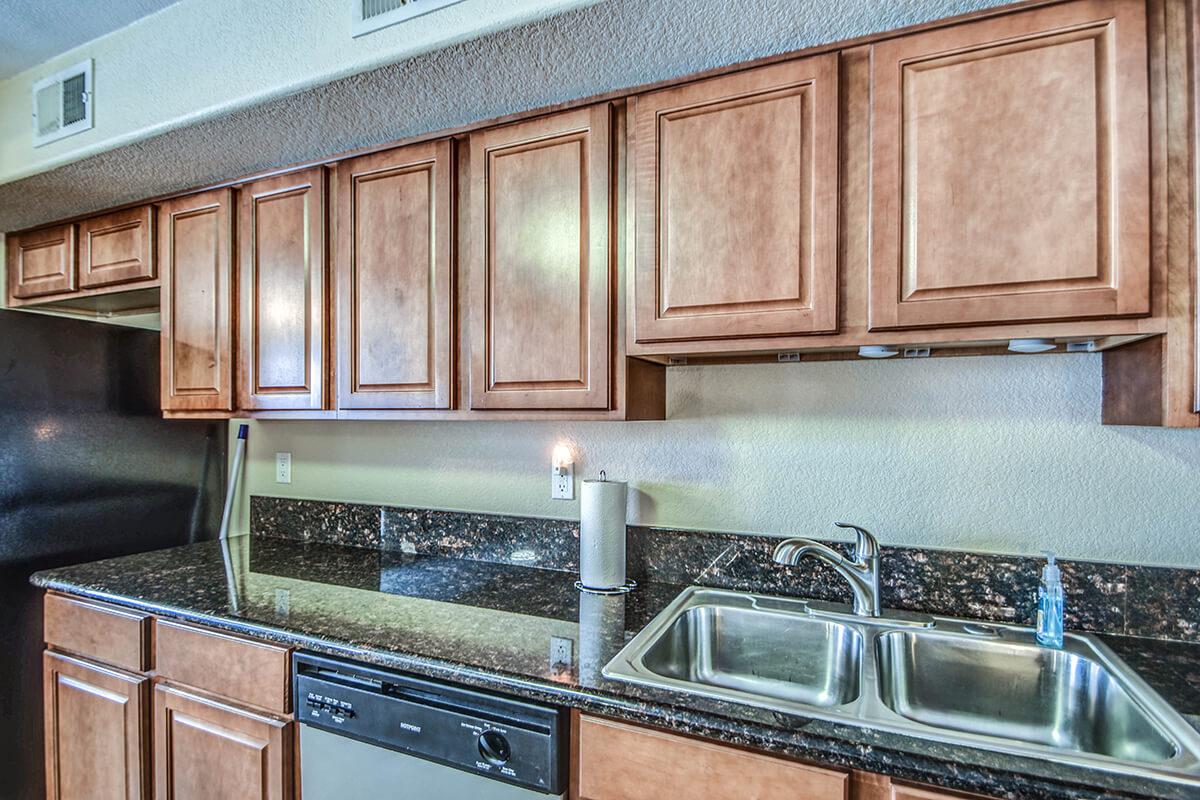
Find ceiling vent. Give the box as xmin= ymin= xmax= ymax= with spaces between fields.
xmin=32 ymin=59 xmax=93 ymax=147
xmin=352 ymin=0 xmax=465 ymax=37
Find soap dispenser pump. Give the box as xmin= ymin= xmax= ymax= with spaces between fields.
xmin=1036 ymin=550 xmax=1064 ymax=649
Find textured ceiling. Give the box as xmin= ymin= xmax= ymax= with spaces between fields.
xmin=0 ymin=0 xmax=181 ymax=79
xmin=0 ymin=0 xmax=1007 ymax=233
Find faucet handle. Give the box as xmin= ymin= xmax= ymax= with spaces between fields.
xmin=834 ymin=522 xmax=879 ymax=560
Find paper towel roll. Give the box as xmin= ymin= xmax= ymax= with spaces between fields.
xmin=579 ymin=478 xmax=628 ymax=589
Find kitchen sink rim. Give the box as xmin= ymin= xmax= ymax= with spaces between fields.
xmin=602 ymin=585 xmax=1200 ymax=787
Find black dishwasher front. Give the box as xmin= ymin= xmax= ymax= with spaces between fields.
xmin=293 ymin=652 xmax=568 ymax=798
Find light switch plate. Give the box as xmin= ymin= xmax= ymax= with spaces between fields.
xmin=551 ymin=462 xmax=574 ymax=500
xmin=275 ymin=452 xmax=292 ymax=484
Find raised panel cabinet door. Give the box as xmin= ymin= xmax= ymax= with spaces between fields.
xmin=153 ymin=683 xmax=292 ymax=800
xmin=79 ymin=206 xmax=156 ymax=289
xmin=468 ymin=104 xmax=612 ymax=410
xmin=336 ymin=141 xmax=453 ymax=409
xmin=159 ymin=189 xmax=234 ymax=412
xmin=238 ymin=168 xmax=328 ymax=411
xmin=633 ymin=54 xmax=839 ymax=344
xmin=44 ymin=651 xmax=148 ymax=800
xmin=869 ymin=0 xmax=1151 ymax=330
xmin=6 ymin=223 xmax=76 ymax=299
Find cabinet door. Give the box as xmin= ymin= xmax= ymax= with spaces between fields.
xmin=467 ymin=105 xmax=612 ymax=410
xmin=6 ymin=223 xmax=76 ymax=299
xmin=633 ymin=55 xmax=839 ymax=344
xmin=336 ymin=141 xmax=453 ymax=409
xmin=575 ymin=714 xmax=847 ymax=800
xmin=154 ymin=683 xmax=292 ymax=800
xmin=238 ymin=168 xmax=327 ymax=411
xmin=44 ymin=651 xmax=148 ymax=800
xmin=869 ymin=0 xmax=1150 ymax=330
xmin=79 ymin=206 xmax=156 ymax=289
xmin=159 ymin=189 xmax=234 ymax=412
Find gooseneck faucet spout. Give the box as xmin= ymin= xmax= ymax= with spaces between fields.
xmin=773 ymin=522 xmax=881 ymax=617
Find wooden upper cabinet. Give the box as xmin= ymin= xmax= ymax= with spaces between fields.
xmin=238 ymin=168 xmax=328 ymax=411
xmin=336 ymin=141 xmax=453 ymax=410
xmin=44 ymin=651 xmax=148 ymax=800
xmin=869 ymin=0 xmax=1151 ymax=330
xmin=467 ymin=105 xmax=613 ymax=410
xmin=7 ymin=223 xmax=76 ymax=299
xmin=79 ymin=206 xmax=156 ymax=290
xmin=633 ymin=55 xmax=840 ymax=344
xmin=153 ymin=683 xmax=292 ymax=800
xmin=159 ymin=189 xmax=234 ymax=413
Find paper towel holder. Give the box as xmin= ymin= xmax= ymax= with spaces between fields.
xmin=575 ymin=578 xmax=636 ymax=595
xmin=577 ymin=470 xmax=636 ymax=594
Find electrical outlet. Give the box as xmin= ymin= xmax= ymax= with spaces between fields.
xmin=275 ymin=588 xmax=290 ymax=617
xmin=551 ymin=462 xmax=574 ymax=500
xmin=549 ymin=636 xmax=574 ymax=670
xmin=275 ymin=452 xmax=292 ymax=484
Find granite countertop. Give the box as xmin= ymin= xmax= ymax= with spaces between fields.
xmin=32 ymin=535 xmax=1200 ymax=800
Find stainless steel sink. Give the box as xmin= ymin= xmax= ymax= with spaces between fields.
xmin=875 ymin=630 xmax=1179 ymax=764
xmin=639 ymin=600 xmax=862 ymax=708
xmin=603 ymin=587 xmax=1200 ymax=786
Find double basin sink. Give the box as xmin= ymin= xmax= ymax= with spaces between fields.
xmin=602 ymin=587 xmax=1200 ymax=784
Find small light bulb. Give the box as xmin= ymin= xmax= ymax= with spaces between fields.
xmin=551 ymin=443 xmax=573 ymax=470
xmin=1008 ymin=338 xmax=1056 ymax=354
xmin=858 ymin=345 xmax=899 ymax=359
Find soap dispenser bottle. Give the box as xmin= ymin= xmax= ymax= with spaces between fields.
xmin=1036 ymin=550 xmax=1064 ymax=648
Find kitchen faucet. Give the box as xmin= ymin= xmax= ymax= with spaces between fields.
xmin=772 ymin=522 xmax=881 ymax=617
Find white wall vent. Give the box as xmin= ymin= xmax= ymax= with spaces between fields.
xmin=32 ymin=59 xmax=94 ymax=147
xmin=352 ymin=0 xmax=466 ymax=38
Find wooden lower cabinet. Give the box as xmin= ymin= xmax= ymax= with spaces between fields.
xmin=574 ymin=713 xmax=848 ymax=800
xmin=153 ymin=683 xmax=293 ymax=800
xmin=43 ymin=651 xmax=149 ymax=800
xmin=573 ymin=713 xmax=987 ymax=800
xmin=43 ymin=598 xmax=295 ymax=800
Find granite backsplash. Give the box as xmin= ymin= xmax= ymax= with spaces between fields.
xmin=250 ymin=495 xmax=1200 ymax=643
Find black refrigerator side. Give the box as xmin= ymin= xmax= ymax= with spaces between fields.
xmin=0 ymin=309 xmax=226 ymax=798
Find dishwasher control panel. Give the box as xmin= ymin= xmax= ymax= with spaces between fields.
xmin=293 ymin=652 xmax=567 ymax=794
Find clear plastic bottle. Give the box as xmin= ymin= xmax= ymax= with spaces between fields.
xmin=1036 ymin=550 xmax=1064 ymax=649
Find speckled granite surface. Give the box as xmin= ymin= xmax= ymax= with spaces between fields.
xmin=253 ymin=496 xmax=580 ymax=570
xmin=627 ymin=527 xmax=1200 ymax=642
xmin=32 ymin=535 xmax=1200 ymax=800
xmin=251 ymin=496 xmax=1200 ymax=642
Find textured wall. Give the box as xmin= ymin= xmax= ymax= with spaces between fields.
xmin=0 ymin=0 xmax=595 ymax=186
xmin=0 ymin=0 xmax=1013 ymax=231
xmin=230 ymin=355 xmax=1200 ymax=569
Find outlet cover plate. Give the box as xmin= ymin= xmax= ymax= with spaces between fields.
xmin=551 ymin=463 xmax=574 ymax=500
xmin=275 ymin=452 xmax=292 ymax=484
